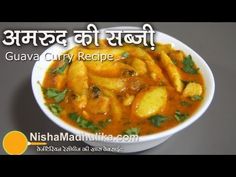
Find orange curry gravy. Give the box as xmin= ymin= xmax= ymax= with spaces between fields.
xmin=42 ymin=43 xmax=204 ymax=136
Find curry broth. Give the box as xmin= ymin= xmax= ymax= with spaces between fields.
xmin=42 ymin=42 xmax=204 ymax=136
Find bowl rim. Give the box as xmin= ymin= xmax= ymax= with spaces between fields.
xmin=31 ymin=26 xmax=215 ymax=143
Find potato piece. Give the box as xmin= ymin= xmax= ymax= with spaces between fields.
xmin=131 ymin=58 xmax=147 ymax=75
xmin=160 ymin=51 xmax=184 ymax=92
xmin=67 ymin=60 xmax=88 ymax=109
xmin=183 ymin=82 xmax=203 ymax=97
xmin=131 ymin=86 xmax=167 ymax=119
xmin=88 ymin=73 xmax=125 ymax=92
xmin=123 ymin=95 xmax=135 ymax=106
xmin=124 ymin=46 xmax=168 ymax=83
xmin=67 ymin=60 xmax=88 ymax=94
xmin=103 ymin=89 xmax=122 ymax=121
xmin=86 ymin=96 xmax=110 ymax=114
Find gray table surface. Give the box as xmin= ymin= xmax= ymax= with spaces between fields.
xmin=0 ymin=22 xmax=235 ymax=155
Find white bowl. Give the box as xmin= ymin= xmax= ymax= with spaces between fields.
xmin=31 ymin=27 xmax=215 ymax=153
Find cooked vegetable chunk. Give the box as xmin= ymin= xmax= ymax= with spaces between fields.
xmin=123 ymin=95 xmax=135 ymax=106
xmin=131 ymin=58 xmax=147 ymax=75
xmin=88 ymin=73 xmax=125 ymax=92
xmin=103 ymin=89 xmax=123 ymax=121
xmin=160 ymin=51 xmax=184 ymax=92
xmin=183 ymin=82 xmax=203 ymax=97
xmin=131 ymin=86 xmax=167 ymax=119
xmin=124 ymin=46 xmax=168 ymax=83
xmin=67 ymin=60 xmax=88 ymax=109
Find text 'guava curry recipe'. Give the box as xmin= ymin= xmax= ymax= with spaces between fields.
xmin=41 ymin=40 xmax=204 ymax=136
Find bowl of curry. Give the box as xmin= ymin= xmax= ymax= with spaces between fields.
xmin=32 ymin=27 xmax=215 ymax=152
